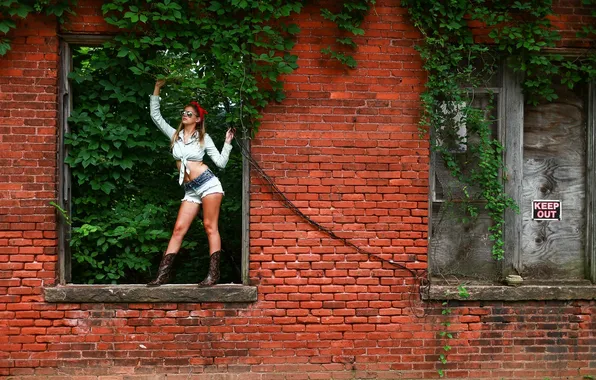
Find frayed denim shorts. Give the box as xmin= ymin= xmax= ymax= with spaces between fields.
xmin=182 ymin=169 xmax=224 ymax=204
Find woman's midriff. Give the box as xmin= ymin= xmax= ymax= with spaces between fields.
xmin=176 ymin=160 xmax=209 ymax=183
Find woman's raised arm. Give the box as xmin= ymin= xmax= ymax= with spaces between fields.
xmin=149 ymin=79 xmax=176 ymax=139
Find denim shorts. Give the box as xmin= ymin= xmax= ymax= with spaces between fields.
xmin=182 ymin=169 xmax=224 ymax=204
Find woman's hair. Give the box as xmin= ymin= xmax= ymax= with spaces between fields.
xmin=170 ymin=101 xmax=207 ymax=148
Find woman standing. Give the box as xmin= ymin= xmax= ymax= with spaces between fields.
xmin=147 ymin=79 xmax=234 ymax=286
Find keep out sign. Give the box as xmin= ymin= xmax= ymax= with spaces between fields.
xmin=532 ymin=200 xmax=561 ymax=221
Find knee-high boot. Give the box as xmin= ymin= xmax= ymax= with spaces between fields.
xmin=147 ymin=253 xmax=176 ymax=286
xmin=198 ymin=250 xmax=222 ymax=287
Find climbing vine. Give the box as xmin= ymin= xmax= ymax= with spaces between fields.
xmin=437 ymin=285 xmax=470 ymax=377
xmin=402 ymin=0 xmax=596 ymax=260
xmin=320 ymin=0 xmax=376 ymax=68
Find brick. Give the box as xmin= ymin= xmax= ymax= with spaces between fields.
xmin=2 ymin=2 xmax=596 ymax=379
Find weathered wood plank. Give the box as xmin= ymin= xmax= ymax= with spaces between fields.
xmin=521 ymin=84 xmax=587 ymax=280
xmin=242 ymin=131 xmax=251 ymax=285
xmin=58 ymin=40 xmax=72 ymax=285
xmin=586 ymin=82 xmax=596 ymax=282
xmin=503 ymin=64 xmax=524 ymax=277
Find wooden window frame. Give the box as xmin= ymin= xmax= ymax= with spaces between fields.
xmin=47 ymin=35 xmax=256 ymax=303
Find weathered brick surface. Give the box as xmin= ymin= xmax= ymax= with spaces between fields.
xmin=1 ymin=0 xmax=595 ymax=379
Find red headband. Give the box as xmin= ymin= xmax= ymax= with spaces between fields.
xmin=190 ymin=101 xmax=208 ymax=120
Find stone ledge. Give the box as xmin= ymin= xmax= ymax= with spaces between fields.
xmin=44 ymin=284 xmax=258 ymax=303
xmin=425 ymin=284 xmax=596 ymax=301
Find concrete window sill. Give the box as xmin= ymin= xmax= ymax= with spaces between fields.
xmin=424 ymin=283 xmax=596 ymax=301
xmin=43 ymin=284 xmax=258 ymax=303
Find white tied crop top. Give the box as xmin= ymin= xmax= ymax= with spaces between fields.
xmin=150 ymin=95 xmax=232 ymax=185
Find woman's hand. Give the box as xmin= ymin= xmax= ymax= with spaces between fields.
xmin=153 ymin=79 xmax=166 ymax=96
xmin=225 ymin=128 xmax=235 ymax=144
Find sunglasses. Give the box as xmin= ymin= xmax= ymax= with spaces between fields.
xmin=180 ymin=110 xmax=197 ymax=118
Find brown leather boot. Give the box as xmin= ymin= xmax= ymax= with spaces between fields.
xmin=147 ymin=253 xmax=176 ymax=286
xmin=198 ymin=250 xmax=221 ymax=287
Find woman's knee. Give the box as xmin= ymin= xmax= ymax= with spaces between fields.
xmin=203 ymin=220 xmax=219 ymax=236
xmin=172 ymin=222 xmax=189 ymax=238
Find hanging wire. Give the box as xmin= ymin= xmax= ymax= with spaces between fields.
xmin=232 ymin=134 xmax=430 ymax=316
xmin=231 ymin=68 xmax=429 ymax=316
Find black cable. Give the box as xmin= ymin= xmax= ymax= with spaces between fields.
xmin=232 ymin=135 xmax=430 ymax=311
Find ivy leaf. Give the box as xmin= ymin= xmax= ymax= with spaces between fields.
xmin=129 ymin=66 xmax=142 ymax=75
xmin=10 ymin=4 xmax=33 ymax=18
xmin=207 ymin=1 xmax=221 ymax=12
xmin=286 ymin=23 xmax=300 ymax=35
xmin=117 ymin=47 xmax=129 ymax=57
xmin=0 ymin=20 xmax=16 ymax=34
xmin=100 ymin=181 xmax=116 ymax=194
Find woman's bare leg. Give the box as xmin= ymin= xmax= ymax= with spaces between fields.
xmin=165 ymin=200 xmax=201 ymax=254
xmin=201 ymin=193 xmax=223 ymax=254
xmin=198 ymin=193 xmax=223 ymax=286
xmin=148 ymin=201 xmax=200 ymax=286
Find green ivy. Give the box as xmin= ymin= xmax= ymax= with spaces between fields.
xmin=320 ymin=0 xmax=376 ymax=68
xmin=65 ymin=45 xmax=187 ymax=283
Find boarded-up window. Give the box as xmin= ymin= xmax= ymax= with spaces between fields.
xmin=430 ymin=63 xmax=596 ymax=285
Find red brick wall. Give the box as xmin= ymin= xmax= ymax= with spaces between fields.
xmin=1 ymin=1 xmax=595 ymax=379
xmin=0 ymin=15 xmax=60 ymax=293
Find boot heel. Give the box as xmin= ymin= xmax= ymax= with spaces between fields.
xmin=198 ymin=250 xmax=222 ymax=287
xmin=147 ymin=253 xmax=177 ymax=286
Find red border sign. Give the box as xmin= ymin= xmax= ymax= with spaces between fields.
xmin=532 ymin=200 xmax=561 ymax=221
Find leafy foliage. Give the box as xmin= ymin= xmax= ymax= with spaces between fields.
xmin=320 ymin=0 xmax=376 ymax=68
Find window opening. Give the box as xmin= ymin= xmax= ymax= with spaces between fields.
xmin=430 ymin=88 xmax=502 ymax=283
xmin=57 ymin=37 xmax=249 ymax=285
